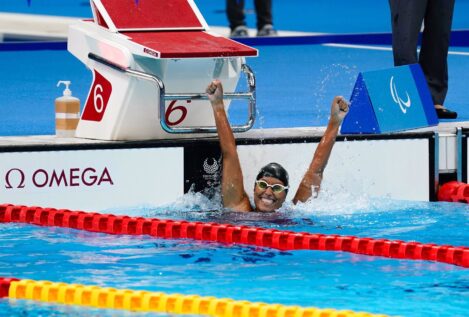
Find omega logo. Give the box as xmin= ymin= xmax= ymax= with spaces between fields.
xmin=5 ymin=168 xmax=25 ymax=189
xmin=143 ymin=47 xmax=159 ymax=58
xmin=4 ymin=167 xmax=114 ymax=189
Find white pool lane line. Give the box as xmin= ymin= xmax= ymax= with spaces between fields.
xmin=323 ymin=43 xmax=469 ymax=56
xmin=0 ymin=13 xmax=317 ymax=40
xmin=2 ymin=12 xmax=466 ymax=56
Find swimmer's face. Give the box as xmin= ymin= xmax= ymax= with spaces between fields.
xmin=253 ymin=176 xmax=288 ymax=212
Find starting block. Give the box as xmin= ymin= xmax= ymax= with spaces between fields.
xmin=341 ymin=64 xmax=439 ymax=134
xmin=68 ymin=0 xmax=258 ymax=140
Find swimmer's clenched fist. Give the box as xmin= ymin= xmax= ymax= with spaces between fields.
xmin=206 ymin=80 xmax=224 ymax=108
xmin=330 ymin=96 xmax=349 ymax=125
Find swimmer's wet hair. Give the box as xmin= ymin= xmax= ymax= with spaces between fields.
xmin=256 ymin=162 xmax=289 ymax=190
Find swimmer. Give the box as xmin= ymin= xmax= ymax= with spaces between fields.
xmin=206 ymin=80 xmax=349 ymax=212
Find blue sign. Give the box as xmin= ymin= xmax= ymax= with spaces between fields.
xmin=341 ymin=64 xmax=438 ymax=134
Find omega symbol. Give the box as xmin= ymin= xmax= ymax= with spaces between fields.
xmin=5 ymin=168 xmax=25 ymax=189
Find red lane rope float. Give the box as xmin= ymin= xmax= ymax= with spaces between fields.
xmin=0 ymin=204 xmax=468 ymax=268
xmin=0 ymin=278 xmax=19 ymax=298
xmin=438 ymin=181 xmax=469 ymax=203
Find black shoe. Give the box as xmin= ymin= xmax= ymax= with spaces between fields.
xmin=230 ymin=25 xmax=249 ymax=37
xmin=436 ymin=107 xmax=458 ymax=119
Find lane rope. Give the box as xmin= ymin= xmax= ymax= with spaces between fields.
xmin=0 ymin=204 xmax=467 ymax=267
xmin=0 ymin=277 xmax=388 ymax=317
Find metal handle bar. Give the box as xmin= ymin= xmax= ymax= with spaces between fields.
xmin=88 ymin=53 xmax=256 ymax=134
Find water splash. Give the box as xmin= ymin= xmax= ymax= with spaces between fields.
xmin=105 ymin=183 xmax=418 ymax=218
xmin=98 ymin=178 xmax=469 ymax=244
xmin=310 ymin=63 xmax=357 ymax=125
xmin=162 ymin=186 xmax=222 ymax=212
xmin=287 ymin=191 xmax=433 ymax=217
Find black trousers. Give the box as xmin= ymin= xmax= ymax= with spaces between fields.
xmin=226 ymin=0 xmax=273 ymax=31
xmin=389 ymin=0 xmax=455 ymax=105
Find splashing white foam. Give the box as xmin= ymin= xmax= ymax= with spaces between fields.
xmin=278 ymin=186 xmax=438 ymax=217
xmin=101 ymin=182 xmax=466 ymax=221
xmin=164 ymin=185 xmax=223 ymax=212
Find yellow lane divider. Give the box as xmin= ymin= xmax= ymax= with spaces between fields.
xmin=6 ymin=278 xmax=389 ymax=317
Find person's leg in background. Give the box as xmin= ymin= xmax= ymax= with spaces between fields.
xmin=227 ymin=0 xmax=249 ymax=37
xmin=419 ymin=0 xmax=456 ymax=118
xmin=389 ymin=0 xmax=426 ymax=66
xmin=389 ymin=0 xmax=457 ymax=118
xmin=255 ymin=0 xmax=277 ymax=36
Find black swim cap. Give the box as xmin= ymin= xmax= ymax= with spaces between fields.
xmin=256 ymin=162 xmax=289 ymax=188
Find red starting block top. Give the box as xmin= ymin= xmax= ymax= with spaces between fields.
xmin=91 ymin=0 xmax=257 ymax=58
xmin=122 ymin=31 xmax=258 ymax=58
xmin=95 ymin=0 xmax=205 ymax=31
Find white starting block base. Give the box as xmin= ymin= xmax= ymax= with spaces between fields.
xmin=67 ymin=0 xmax=258 ymax=141
xmin=0 ymin=122 xmax=467 ymax=211
xmin=69 ymin=20 xmax=252 ymax=140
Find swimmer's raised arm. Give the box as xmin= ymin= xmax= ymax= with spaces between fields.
xmin=206 ymin=80 xmax=252 ymax=212
xmin=293 ymin=96 xmax=349 ymax=204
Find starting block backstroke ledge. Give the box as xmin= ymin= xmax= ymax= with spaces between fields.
xmin=69 ymin=0 xmax=258 ymax=140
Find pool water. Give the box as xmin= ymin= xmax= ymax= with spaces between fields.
xmin=1 ymin=194 xmax=468 ymax=316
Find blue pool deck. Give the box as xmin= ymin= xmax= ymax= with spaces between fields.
xmin=1 ymin=0 xmax=469 ymax=33
xmin=0 ymin=0 xmax=468 ymax=136
xmin=1 ymin=43 xmax=469 ymax=137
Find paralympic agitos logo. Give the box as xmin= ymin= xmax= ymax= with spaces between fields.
xmin=3 ymin=167 xmax=114 ymax=189
xmin=390 ymin=76 xmax=412 ymax=114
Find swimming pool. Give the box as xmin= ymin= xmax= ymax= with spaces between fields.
xmin=1 ymin=199 xmax=468 ymax=316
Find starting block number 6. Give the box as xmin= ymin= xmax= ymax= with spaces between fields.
xmin=82 ymin=70 xmax=112 ymax=122
xmin=93 ymin=84 xmax=105 ymax=113
xmin=166 ymin=100 xmax=189 ymax=126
